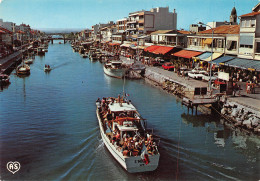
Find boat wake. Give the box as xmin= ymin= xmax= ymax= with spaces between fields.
xmin=52 ymin=62 xmax=71 ymax=70
xmin=95 ymin=139 xmax=104 ymax=153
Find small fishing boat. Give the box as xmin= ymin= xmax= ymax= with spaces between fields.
xmin=44 ymin=65 xmax=52 ymax=72
xmin=82 ymin=53 xmax=88 ymax=58
xmin=103 ymin=61 xmax=125 ymax=78
xmin=37 ymin=47 xmax=45 ymax=56
xmin=16 ymin=64 xmax=30 ymax=75
xmin=96 ymin=95 xmax=160 ymax=173
xmin=0 ymin=74 xmax=10 ymax=85
xmin=24 ymin=58 xmax=33 ymax=65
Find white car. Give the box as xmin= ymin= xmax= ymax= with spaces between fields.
xmin=191 ymin=67 xmax=207 ymax=74
xmin=188 ymin=68 xmax=207 ymax=79
xmin=180 ymin=67 xmax=191 ymax=76
xmin=202 ymin=72 xmax=218 ymax=81
xmin=188 ymin=71 xmax=202 ymax=79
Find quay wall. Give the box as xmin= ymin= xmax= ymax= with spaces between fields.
xmin=143 ymin=67 xmax=260 ymax=134
xmin=144 ymin=68 xmax=193 ymax=93
xmin=0 ymin=51 xmax=22 ymax=74
xmin=219 ymin=97 xmax=260 ymax=134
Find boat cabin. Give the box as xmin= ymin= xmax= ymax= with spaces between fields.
xmin=110 ymin=61 xmax=123 ymax=69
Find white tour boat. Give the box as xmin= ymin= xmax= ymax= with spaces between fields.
xmin=103 ymin=61 xmax=125 ymax=78
xmin=96 ymin=95 xmax=160 ymax=173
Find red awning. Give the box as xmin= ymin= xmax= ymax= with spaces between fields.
xmin=144 ymin=45 xmax=174 ymax=55
xmin=0 ymin=30 xmax=6 ymax=34
xmin=173 ymin=50 xmax=203 ymax=59
xmin=152 ymin=46 xmax=174 ymax=55
xmin=109 ymin=43 xmax=120 ymax=46
xmin=17 ymin=30 xmax=25 ymax=34
xmin=144 ymin=45 xmax=160 ymax=52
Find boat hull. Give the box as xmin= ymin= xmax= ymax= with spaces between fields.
xmin=16 ymin=65 xmax=30 ymax=75
xmin=96 ymin=108 xmax=160 ymax=173
xmin=103 ymin=66 xmax=125 ymax=79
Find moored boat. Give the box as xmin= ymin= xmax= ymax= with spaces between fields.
xmin=96 ymin=95 xmax=160 ymax=173
xmin=0 ymin=74 xmax=10 ymax=85
xmin=25 ymin=58 xmax=33 ymax=65
xmin=16 ymin=64 xmax=30 ymax=75
xmin=103 ymin=61 xmax=125 ymax=78
xmin=82 ymin=53 xmax=88 ymax=58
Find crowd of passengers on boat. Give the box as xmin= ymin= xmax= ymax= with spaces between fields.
xmin=97 ymin=97 xmax=159 ymax=157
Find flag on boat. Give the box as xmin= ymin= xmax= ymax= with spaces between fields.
xmin=141 ymin=144 xmax=150 ymax=165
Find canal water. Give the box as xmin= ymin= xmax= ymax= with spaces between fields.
xmin=0 ymin=41 xmax=259 ymax=180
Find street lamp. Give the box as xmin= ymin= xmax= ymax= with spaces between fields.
xmin=198 ymin=22 xmax=214 ymax=93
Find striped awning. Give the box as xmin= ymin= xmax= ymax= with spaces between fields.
xmin=193 ymin=52 xmax=212 ymax=60
xmin=212 ymin=56 xmax=235 ymax=65
xmin=224 ymin=58 xmax=254 ymax=69
xmin=203 ymin=53 xmax=223 ymax=62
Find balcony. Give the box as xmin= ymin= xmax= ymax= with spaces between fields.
xmin=138 ymin=19 xmax=144 ymax=24
xmin=127 ymin=19 xmax=137 ymax=24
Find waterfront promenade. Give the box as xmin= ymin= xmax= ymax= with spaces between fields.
xmin=0 ymin=51 xmax=22 ymax=74
xmin=109 ymin=52 xmax=260 ymax=114
xmin=146 ymin=66 xmax=260 ymax=114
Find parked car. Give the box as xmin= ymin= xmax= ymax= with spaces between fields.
xmin=180 ymin=67 xmax=191 ymax=76
xmin=155 ymin=57 xmax=165 ymax=64
xmin=162 ymin=62 xmax=175 ymax=70
xmin=191 ymin=67 xmax=207 ymax=74
xmin=188 ymin=71 xmax=203 ymax=79
xmin=151 ymin=60 xmax=160 ymax=66
xmin=202 ymin=72 xmax=218 ymax=81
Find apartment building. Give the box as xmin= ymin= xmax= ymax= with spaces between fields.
xmin=187 ymin=25 xmax=240 ymax=55
xmin=100 ymin=25 xmax=117 ymax=42
xmin=116 ymin=18 xmax=127 ymax=34
xmin=151 ymin=30 xmax=191 ymax=48
xmin=91 ymin=21 xmax=114 ymax=40
xmin=126 ymin=7 xmax=177 ymax=36
xmin=238 ymin=3 xmax=260 ymax=60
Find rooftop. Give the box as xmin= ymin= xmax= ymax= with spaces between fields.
xmin=240 ymin=11 xmax=260 ymax=17
xmin=198 ymin=25 xmax=240 ymax=35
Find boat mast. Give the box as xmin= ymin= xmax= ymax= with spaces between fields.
xmin=137 ymin=36 xmax=139 ymax=62
xmin=122 ymin=74 xmax=126 ymax=98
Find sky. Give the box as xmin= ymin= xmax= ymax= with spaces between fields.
xmin=0 ymin=0 xmax=259 ymax=31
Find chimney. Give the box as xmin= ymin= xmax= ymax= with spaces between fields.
xmin=173 ymin=9 xmax=176 ymax=13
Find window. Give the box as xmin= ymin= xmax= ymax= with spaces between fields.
xmin=240 ymin=44 xmax=253 ymax=49
xmin=245 ymin=20 xmax=250 ymax=27
xmin=217 ymin=39 xmax=223 ymax=48
xmin=251 ymin=19 xmax=256 ymax=27
xmin=256 ymin=42 xmax=260 ymax=53
xmin=241 ymin=20 xmax=246 ymax=27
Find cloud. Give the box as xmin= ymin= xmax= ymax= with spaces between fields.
xmin=0 ymin=0 xmax=3 ymax=3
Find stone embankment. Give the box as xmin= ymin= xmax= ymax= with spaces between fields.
xmin=220 ymin=97 xmax=260 ymax=134
xmin=143 ymin=66 xmax=260 ymax=134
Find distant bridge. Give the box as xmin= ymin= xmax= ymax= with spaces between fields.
xmin=43 ymin=35 xmax=75 ymax=44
